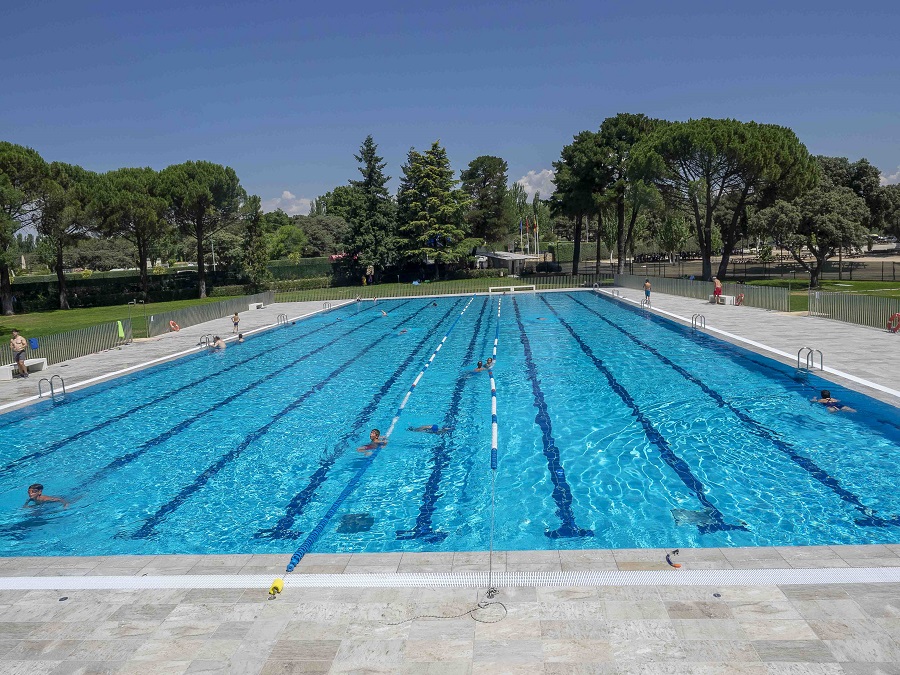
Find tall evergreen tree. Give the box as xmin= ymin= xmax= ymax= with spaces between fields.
xmin=346 ymin=135 xmax=398 ymax=276
xmin=460 ymin=155 xmax=512 ymax=242
xmin=242 ymin=195 xmax=270 ymax=290
xmin=551 ymin=131 xmax=605 ymax=274
xmin=398 ymin=141 xmax=471 ymax=278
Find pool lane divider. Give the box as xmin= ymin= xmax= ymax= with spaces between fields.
xmin=396 ymin=296 xmax=490 ymax=542
xmin=255 ymin=298 xmax=467 ymax=540
xmin=490 ymin=298 xmax=501 ymax=470
xmin=285 ymin=295 xmax=478 ymax=572
xmin=124 ymin=302 xmax=430 ymax=538
xmin=511 ymin=298 xmax=593 ymax=539
xmin=572 ymin=293 xmax=900 ymax=528
xmin=76 ymin=303 xmax=417 ymax=493
xmin=0 ymin=301 xmax=390 ymax=480
xmin=539 ymin=294 xmax=746 ymax=535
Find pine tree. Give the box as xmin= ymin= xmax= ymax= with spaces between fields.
xmin=242 ymin=195 xmax=270 ymax=291
xmin=398 ymin=141 xmax=470 ymax=278
xmin=345 ymin=135 xmax=398 ymax=278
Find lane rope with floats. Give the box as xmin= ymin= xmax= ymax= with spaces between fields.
xmin=273 ymin=295 xmax=477 ymax=592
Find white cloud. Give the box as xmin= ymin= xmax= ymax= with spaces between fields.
xmin=262 ymin=190 xmax=312 ymax=215
xmin=517 ymin=169 xmax=555 ymax=201
xmin=881 ymin=167 xmax=900 ymax=186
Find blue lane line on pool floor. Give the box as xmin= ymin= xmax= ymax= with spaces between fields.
xmin=254 ymin=299 xmax=465 ymax=540
xmin=79 ymin=303 xmax=416 ymax=493
xmin=396 ymin=296 xmax=490 ymax=542
xmin=0 ymin=301 xmax=361 ymax=431
xmin=539 ymin=294 xmax=746 ymax=535
xmin=0 ymin=303 xmax=373 ymax=480
xmin=127 ymin=301 xmax=436 ymax=539
xmin=573 ymin=293 xmax=899 ymax=528
xmin=285 ymin=296 xmax=478 ymax=572
xmin=512 ymin=297 xmax=593 ymax=539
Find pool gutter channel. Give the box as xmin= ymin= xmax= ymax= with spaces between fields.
xmin=4 ymin=567 xmax=900 ymax=590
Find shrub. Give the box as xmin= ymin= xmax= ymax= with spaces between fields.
xmin=448 ymin=269 xmax=506 ymax=280
xmin=81 ymin=269 xmax=93 ymax=279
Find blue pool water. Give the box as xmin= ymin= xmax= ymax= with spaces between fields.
xmin=2 ymin=292 xmax=900 ymax=558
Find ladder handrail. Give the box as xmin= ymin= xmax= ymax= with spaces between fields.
xmin=691 ymin=314 xmax=706 ymax=329
xmin=797 ymin=347 xmax=824 ymax=371
xmin=38 ymin=375 xmax=66 ymax=402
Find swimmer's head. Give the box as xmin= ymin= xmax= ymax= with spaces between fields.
xmin=370 ymin=429 xmax=381 ymax=441
xmin=238 ymin=333 xmax=243 ymax=339
xmin=821 ymin=390 xmax=831 ymax=399
xmin=477 ymin=361 xmax=482 ymax=367
xmin=431 ymin=424 xmax=439 ymax=432
xmin=27 ymin=483 xmax=43 ymax=496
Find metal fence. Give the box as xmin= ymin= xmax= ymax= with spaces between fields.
xmin=808 ymin=290 xmax=900 ymax=331
xmin=147 ymin=292 xmax=275 ymax=337
xmin=613 ymin=274 xmax=790 ymax=312
xmin=275 ymin=275 xmax=614 ymax=303
xmin=0 ymin=319 xmax=132 ymax=368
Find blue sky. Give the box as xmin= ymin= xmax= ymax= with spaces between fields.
xmin=2 ymin=0 xmax=898 ymax=214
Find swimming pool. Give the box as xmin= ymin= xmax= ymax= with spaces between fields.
xmin=1 ymin=292 xmax=899 ymax=558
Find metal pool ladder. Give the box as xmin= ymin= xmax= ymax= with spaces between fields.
xmin=322 ymin=302 xmax=332 ymax=310
xmin=692 ymin=314 xmax=706 ymax=330
xmin=276 ymin=313 xmax=289 ymax=326
xmin=640 ymin=298 xmax=651 ymax=309
xmin=797 ymin=347 xmax=824 ymax=371
xmin=199 ymin=333 xmax=213 ymax=348
xmin=38 ymin=375 xmax=66 ymax=403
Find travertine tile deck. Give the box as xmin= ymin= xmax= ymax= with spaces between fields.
xmin=3 ymin=548 xmax=900 ymax=673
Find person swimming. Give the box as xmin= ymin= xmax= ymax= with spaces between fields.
xmin=23 ymin=483 xmax=68 ymax=508
xmin=408 ymin=425 xmax=451 ymax=435
xmin=357 ymin=428 xmax=388 ymax=454
xmin=812 ymin=390 xmax=856 ymax=413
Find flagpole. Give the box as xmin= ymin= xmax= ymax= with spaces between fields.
xmin=519 ymin=219 xmax=523 ymax=253
xmin=535 ymin=210 xmax=540 ymax=259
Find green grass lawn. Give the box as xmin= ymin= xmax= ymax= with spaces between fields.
xmin=747 ymin=279 xmax=900 ymax=313
xmin=274 ymin=276 xmax=612 ymax=304
xmin=0 ymin=296 xmax=239 ymax=340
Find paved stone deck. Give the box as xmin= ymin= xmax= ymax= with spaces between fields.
xmin=1 ymin=290 xmax=899 ymax=673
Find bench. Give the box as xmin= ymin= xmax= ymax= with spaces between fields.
xmin=248 ymin=302 xmax=264 ymax=310
xmin=0 ymin=358 xmax=48 ymax=381
xmin=709 ymin=294 xmax=735 ymax=305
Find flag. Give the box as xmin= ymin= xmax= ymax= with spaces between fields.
xmin=519 ymin=219 xmax=523 ymax=234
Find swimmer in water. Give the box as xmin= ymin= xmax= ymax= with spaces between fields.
xmin=237 ymin=333 xmax=244 ymax=343
xmin=485 ymin=357 xmax=494 ymax=369
xmin=23 ymin=483 xmax=68 ymax=508
xmin=812 ymin=389 xmax=856 ymax=413
xmin=381 ymin=310 xmax=388 ymax=317
xmin=474 ymin=360 xmax=484 ymax=372
xmin=357 ymin=428 xmax=388 ymax=455
xmin=408 ymin=425 xmax=451 ymax=435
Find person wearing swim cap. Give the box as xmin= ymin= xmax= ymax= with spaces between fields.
xmin=408 ymin=425 xmax=452 ymax=434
